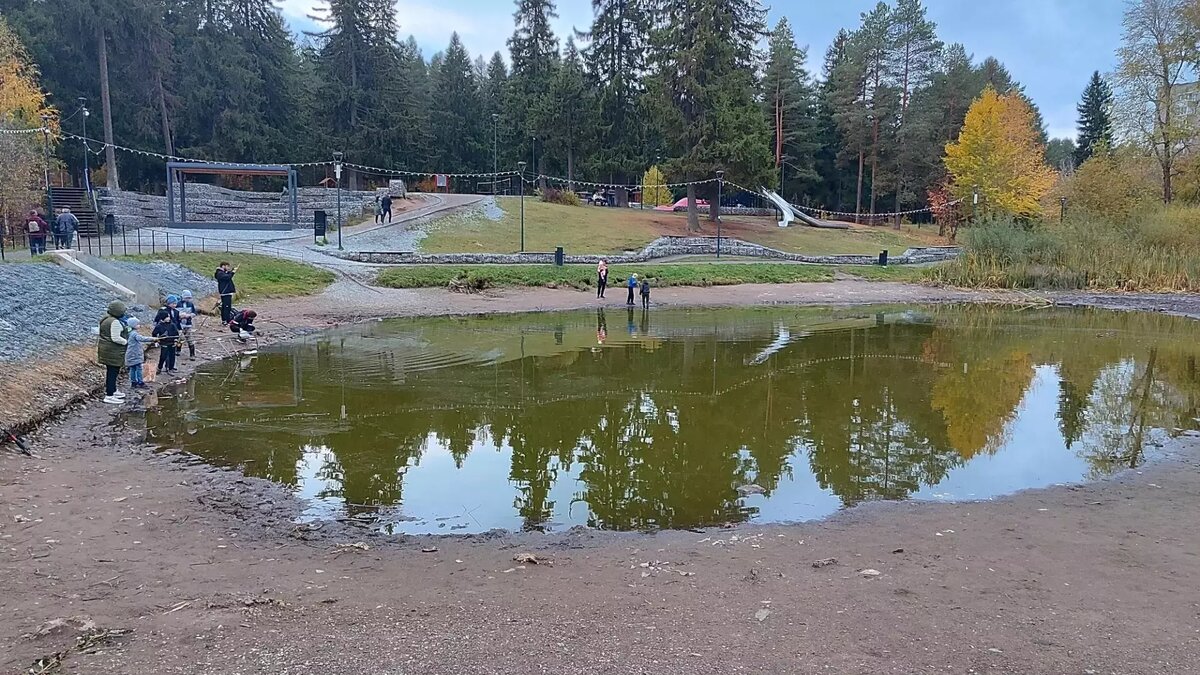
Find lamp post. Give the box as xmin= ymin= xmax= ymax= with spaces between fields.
xmin=41 ymin=114 xmax=53 ymax=217
xmin=78 ymin=97 xmax=89 ymax=194
xmin=716 ymin=170 xmax=725 ymax=259
xmin=518 ymin=160 xmax=526 ymax=252
xmin=333 ymin=151 xmax=343 ymax=251
xmin=492 ymin=113 xmax=499 ymax=195
xmin=1059 ymin=196 xmax=1067 ymax=223
xmin=654 ymin=154 xmax=662 ymax=209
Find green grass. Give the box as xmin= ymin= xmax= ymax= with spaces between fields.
xmin=418 ymin=197 xmax=945 ymax=256
xmin=375 ymin=262 xmax=925 ymax=290
xmin=926 ymin=207 xmax=1200 ymax=292
xmin=119 ymin=252 xmax=336 ymax=299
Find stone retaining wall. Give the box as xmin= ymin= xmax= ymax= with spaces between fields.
xmin=338 ymin=236 xmax=961 ymax=267
xmin=98 ymin=181 xmax=405 ymax=230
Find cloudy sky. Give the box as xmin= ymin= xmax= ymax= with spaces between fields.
xmin=276 ymin=0 xmax=1126 ymax=141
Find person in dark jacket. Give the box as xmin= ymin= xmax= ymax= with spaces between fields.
xmin=26 ymin=210 xmax=48 ymax=254
xmin=381 ymin=195 xmax=393 ymax=223
xmin=214 ymin=261 xmax=238 ymax=322
xmin=178 ymin=290 xmax=198 ymax=360
xmin=55 ymin=208 xmax=79 ymax=250
xmin=228 ymin=309 xmax=257 ymax=341
xmin=640 ymin=277 xmax=651 ymax=309
xmin=596 ymin=260 xmax=608 ymax=299
xmin=97 ymin=301 xmax=129 ymax=404
xmin=153 ymin=295 xmax=181 ymax=375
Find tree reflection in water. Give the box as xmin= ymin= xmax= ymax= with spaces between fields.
xmin=146 ymin=306 xmax=1200 ymax=532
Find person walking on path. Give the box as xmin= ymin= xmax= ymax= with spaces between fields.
xmin=596 ymin=260 xmax=608 ymax=299
xmin=26 ymin=210 xmax=48 ymax=255
xmin=55 ymin=207 xmax=79 ymax=250
xmin=381 ymin=194 xmax=393 ymax=223
xmin=374 ymin=194 xmax=383 ymax=224
xmin=178 ymin=290 xmax=198 ymax=360
xmin=626 ymin=273 xmax=638 ymax=306
xmin=640 ymin=277 xmax=651 ymax=309
xmin=98 ymin=301 xmax=129 ymax=404
xmin=214 ymin=261 xmax=238 ymax=322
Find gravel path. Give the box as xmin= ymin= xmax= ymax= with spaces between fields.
xmin=0 ymin=263 xmax=124 ymax=361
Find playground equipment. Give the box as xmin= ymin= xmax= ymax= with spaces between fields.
xmin=761 ymin=187 xmax=849 ymax=230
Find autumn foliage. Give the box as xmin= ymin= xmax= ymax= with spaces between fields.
xmin=944 ymin=87 xmax=1056 ymax=218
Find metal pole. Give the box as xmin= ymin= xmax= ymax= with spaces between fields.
xmin=78 ymin=98 xmax=89 ymax=194
xmin=492 ymin=113 xmax=499 ymax=196
xmin=41 ymin=114 xmax=53 ymax=217
xmin=716 ymin=170 xmax=724 ymax=259
xmin=518 ymin=161 xmax=526 ymax=252
xmin=334 ymin=152 xmax=343 ymax=251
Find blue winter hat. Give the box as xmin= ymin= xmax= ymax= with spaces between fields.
xmin=166 ymin=294 xmax=180 ymax=305
xmin=126 ymin=316 xmax=140 ymax=329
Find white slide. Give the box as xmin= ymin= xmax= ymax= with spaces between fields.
xmin=761 ymin=187 xmax=795 ymax=228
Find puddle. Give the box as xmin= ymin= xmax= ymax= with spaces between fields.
xmin=145 ymin=305 xmax=1200 ymax=534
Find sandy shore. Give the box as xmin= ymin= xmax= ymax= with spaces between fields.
xmin=3 ymin=281 xmax=1200 ymax=674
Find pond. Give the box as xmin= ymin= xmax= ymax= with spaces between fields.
xmin=146 ymin=305 xmax=1200 ymax=534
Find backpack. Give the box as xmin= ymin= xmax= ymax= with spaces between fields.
xmin=26 ymin=219 xmax=40 ymax=234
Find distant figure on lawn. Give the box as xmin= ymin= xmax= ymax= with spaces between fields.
xmin=54 ymin=207 xmax=79 ymax=250
xmin=214 ymin=261 xmax=238 ymax=322
xmin=626 ymin=273 xmax=638 ymax=306
xmin=381 ymin=194 xmax=393 ymax=223
xmin=596 ymin=260 xmax=608 ymax=299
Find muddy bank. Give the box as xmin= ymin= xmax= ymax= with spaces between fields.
xmin=4 ymin=283 xmax=1200 ymax=673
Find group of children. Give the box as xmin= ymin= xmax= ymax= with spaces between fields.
xmin=127 ymin=290 xmax=199 ymax=390
xmin=595 ymin=260 xmax=651 ymax=308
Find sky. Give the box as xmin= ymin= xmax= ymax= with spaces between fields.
xmin=276 ymin=0 xmax=1127 ymax=141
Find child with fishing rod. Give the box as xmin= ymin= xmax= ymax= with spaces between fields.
xmin=154 ymin=295 xmax=182 ymax=375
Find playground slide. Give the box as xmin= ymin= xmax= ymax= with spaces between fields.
xmin=761 ymin=187 xmax=849 ymax=230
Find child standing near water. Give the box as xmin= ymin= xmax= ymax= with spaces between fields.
xmin=626 ymin=273 xmax=638 ymax=306
xmin=640 ymin=277 xmax=651 ymax=309
xmin=153 ymin=300 xmax=181 ymax=375
xmin=124 ymin=317 xmax=157 ymax=389
xmin=596 ymin=260 xmax=608 ymax=299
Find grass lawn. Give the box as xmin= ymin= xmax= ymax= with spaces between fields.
xmin=119 ymin=252 xmax=336 ymax=299
xmin=375 ymin=262 xmax=925 ymax=290
xmin=418 ymin=196 xmax=947 ymax=256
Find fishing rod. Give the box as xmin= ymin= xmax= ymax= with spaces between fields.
xmin=3 ymin=428 xmax=31 ymax=456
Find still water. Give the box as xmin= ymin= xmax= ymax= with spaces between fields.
xmin=147 ymin=305 xmax=1200 ymax=534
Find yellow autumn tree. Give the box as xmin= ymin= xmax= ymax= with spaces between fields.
xmin=944 ymin=87 xmax=1056 ymax=218
xmin=640 ymin=165 xmax=672 ymax=207
xmin=0 ymin=16 xmax=56 ymax=232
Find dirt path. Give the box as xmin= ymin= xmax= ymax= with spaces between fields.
xmin=4 ymin=283 xmax=1200 ymax=674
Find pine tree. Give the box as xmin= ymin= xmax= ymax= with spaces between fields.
xmin=886 ymin=0 xmax=941 ymax=215
xmin=762 ymin=18 xmax=819 ymax=201
xmin=583 ymin=0 xmax=649 ymax=200
xmin=432 ymin=33 xmax=484 ymax=173
xmin=482 ymin=52 xmax=510 ymax=180
xmin=1074 ymin=70 xmax=1113 ymax=166
xmin=648 ymin=0 xmax=773 ymax=229
xmin=507 ymin=0 xmax=560 ymax=183
xmin=547 ymin=37 xmax=594 ymax=189
xmin=813 ymin=29 xmax=855 ymax=210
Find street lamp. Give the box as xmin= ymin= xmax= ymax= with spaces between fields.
xmin=492 ymin=113 xmax=499 ymax=196
xmin=716 ymin=170 xmax=725 ymax=259
xmin=40 ymin=113 xmax=53 ymax=217
xmin=654 ymin=154 xmax=662 ymax=209
xmin=518 ymin=161 xmax=526 ymax=252
xmin=78 ymin=97 xmax=89 ymax=194
xmin=333 ymin=151 xmax=343 ymax=251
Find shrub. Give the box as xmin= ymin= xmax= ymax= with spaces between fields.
xmin=540 ymin=188 xmax=582 ymax=207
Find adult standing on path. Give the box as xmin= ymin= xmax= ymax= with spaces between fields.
xmin=97 ymin=301 xmax=129 ymax=405
xmin=26 ymin=210 xmax=48 ymax=255
xmin=626 ymin=273 xmax=638 ymax=306
xmin=55 ymin=207 xmax=79 ymax=250
xmin=381 ymin=194 xmax=393 ymax=223
xmin=596 ymin=259 xmax=608 ymax=299
xmin=214 ymin=261 xmax=238 ymax=322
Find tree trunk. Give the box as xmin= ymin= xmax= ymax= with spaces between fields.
xmin=156 ymin=72 xmax=173 ymax=157
xmin=855 ymin=150 xmax=864 ymax=223
xmin=686 ymin=182 xmax=700 ymax=232
xmin=96 ymin=25 xmax=119 ymax=190
xmin=567 ymin=145 xmax=575 ymax=192
xmin=707 ymin=181 xmax=719 ymax=223
xmin=869 ymin=118 xmax=879 ymax=216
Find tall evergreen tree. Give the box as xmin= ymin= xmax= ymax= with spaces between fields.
xmin=432 ymin=33 xmax=484 ymax=173
xmin=886 ymin=0 xmax=941 ymax=214
xmin=762 ymin=18 xmax=819 ymax=201
xmin=583 ymin=0 xmax=649 ymax=200
xmin=1074 ymin=70 xmax=1113 ymax=166
xmin=547 ymin=37 xmax=595 ymax=188
xmin=813 ymin=29 xmax=856 ymax=211
xmin=507 ymin=0 xmax=559 ymax=183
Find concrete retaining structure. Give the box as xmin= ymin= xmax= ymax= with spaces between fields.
xmin=336 ymin=236 xmax=961 ymax=267
xmin=98 ymin=181 xmax=406 ymax=231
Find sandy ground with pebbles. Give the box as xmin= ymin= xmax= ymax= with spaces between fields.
xmin=4 ymin=281 xmax=1200 ymax=674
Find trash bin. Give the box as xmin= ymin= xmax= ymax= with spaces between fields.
xmin=555 ymin=246 xmax=564 ymax=266
xmin=878 ymin=249 xmax=888 ymax=267
xmin=314 ymin=210 xmax=327 ymax=239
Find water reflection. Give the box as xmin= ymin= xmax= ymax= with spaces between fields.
xmin=147 ymin=306 xmax=1200 ymax=533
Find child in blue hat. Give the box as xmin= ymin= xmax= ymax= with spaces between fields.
xmin=153 ymin=295 xmax=182 ymax=375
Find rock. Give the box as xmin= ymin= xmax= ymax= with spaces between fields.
xmin=420 ymin=547 xmax=438 ymax=553
xmin=736 ymin=484 xmax=766 ymax=496
xmin=512 ymin=552 xmax=551 ymax=565
xmin=811 ymin=558 xmax=838 ymax=568
xmin=754 ymin=608 xmax=771 ymax=622
xmin=859 ymin=569 xmax=881 ymax=577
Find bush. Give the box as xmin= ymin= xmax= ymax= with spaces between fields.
xmin=540 ymin=188 xmax=582 ymax=207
